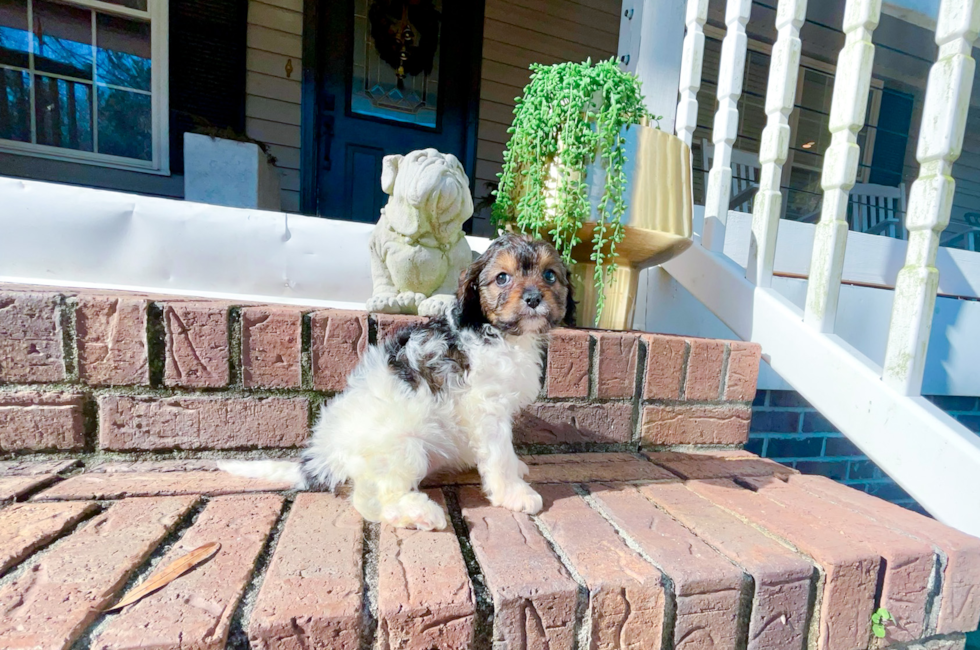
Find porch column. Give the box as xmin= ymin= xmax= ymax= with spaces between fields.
xmin=618 ymin=0 xmax=687 ymax=131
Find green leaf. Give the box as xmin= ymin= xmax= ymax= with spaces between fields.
xmin=872 ymin=625 xmax=886 ymax=638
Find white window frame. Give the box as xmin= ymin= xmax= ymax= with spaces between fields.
xmin=0 ymin=0 xmax=169 ymax=174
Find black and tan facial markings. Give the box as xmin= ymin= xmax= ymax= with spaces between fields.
xmin=457 ymin=233 xmax=575 ymax=334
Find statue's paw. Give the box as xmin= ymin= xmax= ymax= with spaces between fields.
xmin=395 ymin=292 xmax=426 ymax=311
xmin=418 ymin=294 xmax=456 ymax=317
xmin=366 ymin=294 xmax=403 ymax=314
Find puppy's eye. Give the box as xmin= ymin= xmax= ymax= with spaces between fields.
xmin=542 ymin=270 xmax=557 ymax=285
xmin=495 ymin=272 xmax=511 ymax=286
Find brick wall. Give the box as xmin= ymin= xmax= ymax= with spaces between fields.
xmin=749 ymin=389 xmax=980 ymax=514
xmin=0 ymin=286 xmax=760 ymax=455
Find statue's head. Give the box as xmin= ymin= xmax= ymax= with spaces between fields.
xmin=381 ymin=149 xmax=474 ymax=227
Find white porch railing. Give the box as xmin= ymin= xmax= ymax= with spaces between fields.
xmin=661 ymin=0 xmax=980 ymax=536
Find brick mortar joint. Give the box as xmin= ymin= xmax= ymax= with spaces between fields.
xmin=530 ymin=514 xmax=592 ymax=650
xmin=442 ymin=487 xmax=494 ymax=650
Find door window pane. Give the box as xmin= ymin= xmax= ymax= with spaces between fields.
xmin=96 ymin=13 xmax=150 ymax=91
xmin=35 ymin=74 xmax=93 ymax=151
xmin=0 ymin=67 xmax=30 ymax=141
xmin=32 ymin=0 xmax=93 ymax=80
xmin=97 ymin=84 xmax=150 ymax=159
xmin=350 ymin=0 xmax=441 ymax=128
xmin=0 ymin=0 xmax=29 ymax=68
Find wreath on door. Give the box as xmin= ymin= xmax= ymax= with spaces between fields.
xmin=368 ymin=0 xmax=441 ymax=84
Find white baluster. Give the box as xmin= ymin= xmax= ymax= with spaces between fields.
xmin=803 ymin=0 xmax=881 ymax=332
xmin=674 ymin=0 xmax=709 ymax=147
xmin=747 ymin=0 xmax=808 ymax=286
xmin=702 ymin=0 xmax=753 ymax=253
xmin=883 ymin=0 xmax=980 ymax=395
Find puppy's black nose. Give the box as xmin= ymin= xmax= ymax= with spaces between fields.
xmin=523 ymin=288 xmax=543 ymax=309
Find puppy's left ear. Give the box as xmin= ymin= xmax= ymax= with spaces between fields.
xmin=562 ymin=272 xmax=577 ymax=328
xmin=381 ymin=154 xmax=403 ymax=195
xmin=455 ymin=258 xmax=488 ymax=330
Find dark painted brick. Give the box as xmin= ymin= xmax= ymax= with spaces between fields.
xmin=752 ymin=391 xmax=767 ymax=407
xmin=863 ymin=481 xmax=911 ymax=502
xmin=958 ymin=415 xmax=980 ymax=433
xmin=927 ymin=395 xmax=979 ymax=412
xmin=823 ymin=436 xmax=862 ymax=457
xmin=749 ymin=410 xmax=800 ymax=433
xmin=801 ymin=412 xmax=839 ymax=433
xmin=764 ymin=435 xmax=824 ymax=459
xmin=847 ymin=460 xmax=882 ymax=480
xmin=769 ymin=391 xmax=812 ymax=408
xmin=743 ymin=437 xmax=765 ymax=456
xmin=795 ymin=460 xmax=849 ymax=481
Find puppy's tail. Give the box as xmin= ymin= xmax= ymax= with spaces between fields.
xmin=217 ymin=460 xmax=306 ymax=489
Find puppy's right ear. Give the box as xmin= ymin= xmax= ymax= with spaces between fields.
xmin=455 ymin=258 xmax=488 ymax=330
xmin=381 ymin=154 xmax=403 ymax=195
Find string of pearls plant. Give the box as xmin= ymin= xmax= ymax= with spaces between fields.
xmin=491 ymin=58 xmax=656 ymax=319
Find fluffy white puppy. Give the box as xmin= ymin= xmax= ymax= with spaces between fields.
xmin=221 ymin=234 xmax=574 ymax=530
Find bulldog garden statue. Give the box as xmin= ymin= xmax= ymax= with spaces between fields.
xmin=367 ymin=148 xmax=474 ymax=316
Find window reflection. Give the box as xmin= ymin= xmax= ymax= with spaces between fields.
xmin=33 ymin=0 xmax=93 ymax=80
xmin=98 ymin=85 xmax=150 ymax=159
xmin=0 ymin=0 xmax=29 ymax=68
xmin=97 ymin=13 xmax=150 ymax=91
xmin=0 ymin=67 xmax=30 ymax=141
xmin=35 ymin=74 xmax=93 ymax=151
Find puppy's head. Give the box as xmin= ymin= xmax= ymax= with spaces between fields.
xmin=456 ymin=233 xmax=575 ymax=335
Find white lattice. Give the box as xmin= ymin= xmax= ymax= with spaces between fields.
xmin=803 ymin=0 xmax=881 ymax=332
xmin=702 ymin=0 xmax=753 ymax=252
xmin=883 ymin=0 xmax=980 ymax=395
xmin=747 ymin=0 xmax=808 ymax=286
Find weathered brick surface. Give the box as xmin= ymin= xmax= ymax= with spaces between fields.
xmin=242 ymin=306 xmax=302 ymax=388
xmin=741 ymin=476 xmax=936 ymax=642
xmin=595 ymin=332 xmax=640 ymax=399
xmin=589 ymin=484 xmax=744 ymax=649
xmin=646 ymin=450 xmax=795 ymax=480
xmin=639 ymin=482 xmax=814 ymax=650
xmin=688 ymin=478 xmax=880 ymax=650
xmin=0 ymin=501 xmax=98 ymax=574
xmin=684 ymin=339 xmax=726 ymax=400
xmin=375 ymin=313 xmax=428 ymax=343
xmin=642 ymin=334 xmax=687 ymax=400
xmin=537 ymin=484 xmax=666 ymax=649
xmin=641 ymin=403 xmax=751 ymax=445
xmin=98 ymin=394 xmax=309 ymax=450
xmin=0 ymin=496 xmax=197 ymax=650
xmin=164 ymin=302 xmax=230 ymax=387
xmin=724 ymin=341 xmax=761 ymax=401
xmin=378 ymin=490 xmax=475 ymax=649
xmin=0 ymin=292 xmax=65 ymax=383
xmin=0 ymin=391 xmax=85 ymax=451
xmin=546 ymin=328 xmax=590 ymax=398
xmin=76 ymin=296 xmax=149 ymax=386
xmin=793 ymin=474 xmax=980 ymax=635
xmin=0 ymin=475 xmax=58 ymax=501
xmin=33 ymin=470 xmax=291 ymax=500
xmin=459 ymin=486 xmax=578 ymax=649
xmin=249 ymin=493 xmax=362 ymax=650
xmin=95 ymin=494 xmax=283 ymax=650
xmin=515 ymin=402 xmax=634 ymax=444
xmin=0 ymin=459 xmax=79 ymax=476
xmin=312 ymin=309 xmax=369 ymax=391
xmin=425 ymin=453 xmax=676 ymax=486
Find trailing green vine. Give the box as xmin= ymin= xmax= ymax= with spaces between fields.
xmin=491 ymin=58 xmax=655 ymax=319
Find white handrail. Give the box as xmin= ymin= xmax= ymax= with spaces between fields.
xmin=674 ymin=0 xmax=709 ymax=148
xmin=883 ymin=1 xmax=980 ymax=395
xmin=803 ymin=0 xmax=882 ymax=332
xmin=701 ymin=0 xmax=753 ymax=253
xmin=747 ymin=0 xmax=808 ymax=287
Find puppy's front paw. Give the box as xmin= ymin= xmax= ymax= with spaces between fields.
xmin=490 ymin=481 xmax=543 ymax=515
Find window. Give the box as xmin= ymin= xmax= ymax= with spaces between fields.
xmin=0 ymin=0 xmax=168 ymax=173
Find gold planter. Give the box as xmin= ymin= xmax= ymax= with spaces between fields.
xmin=570 ymin=125 xmax=693 ymax=329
